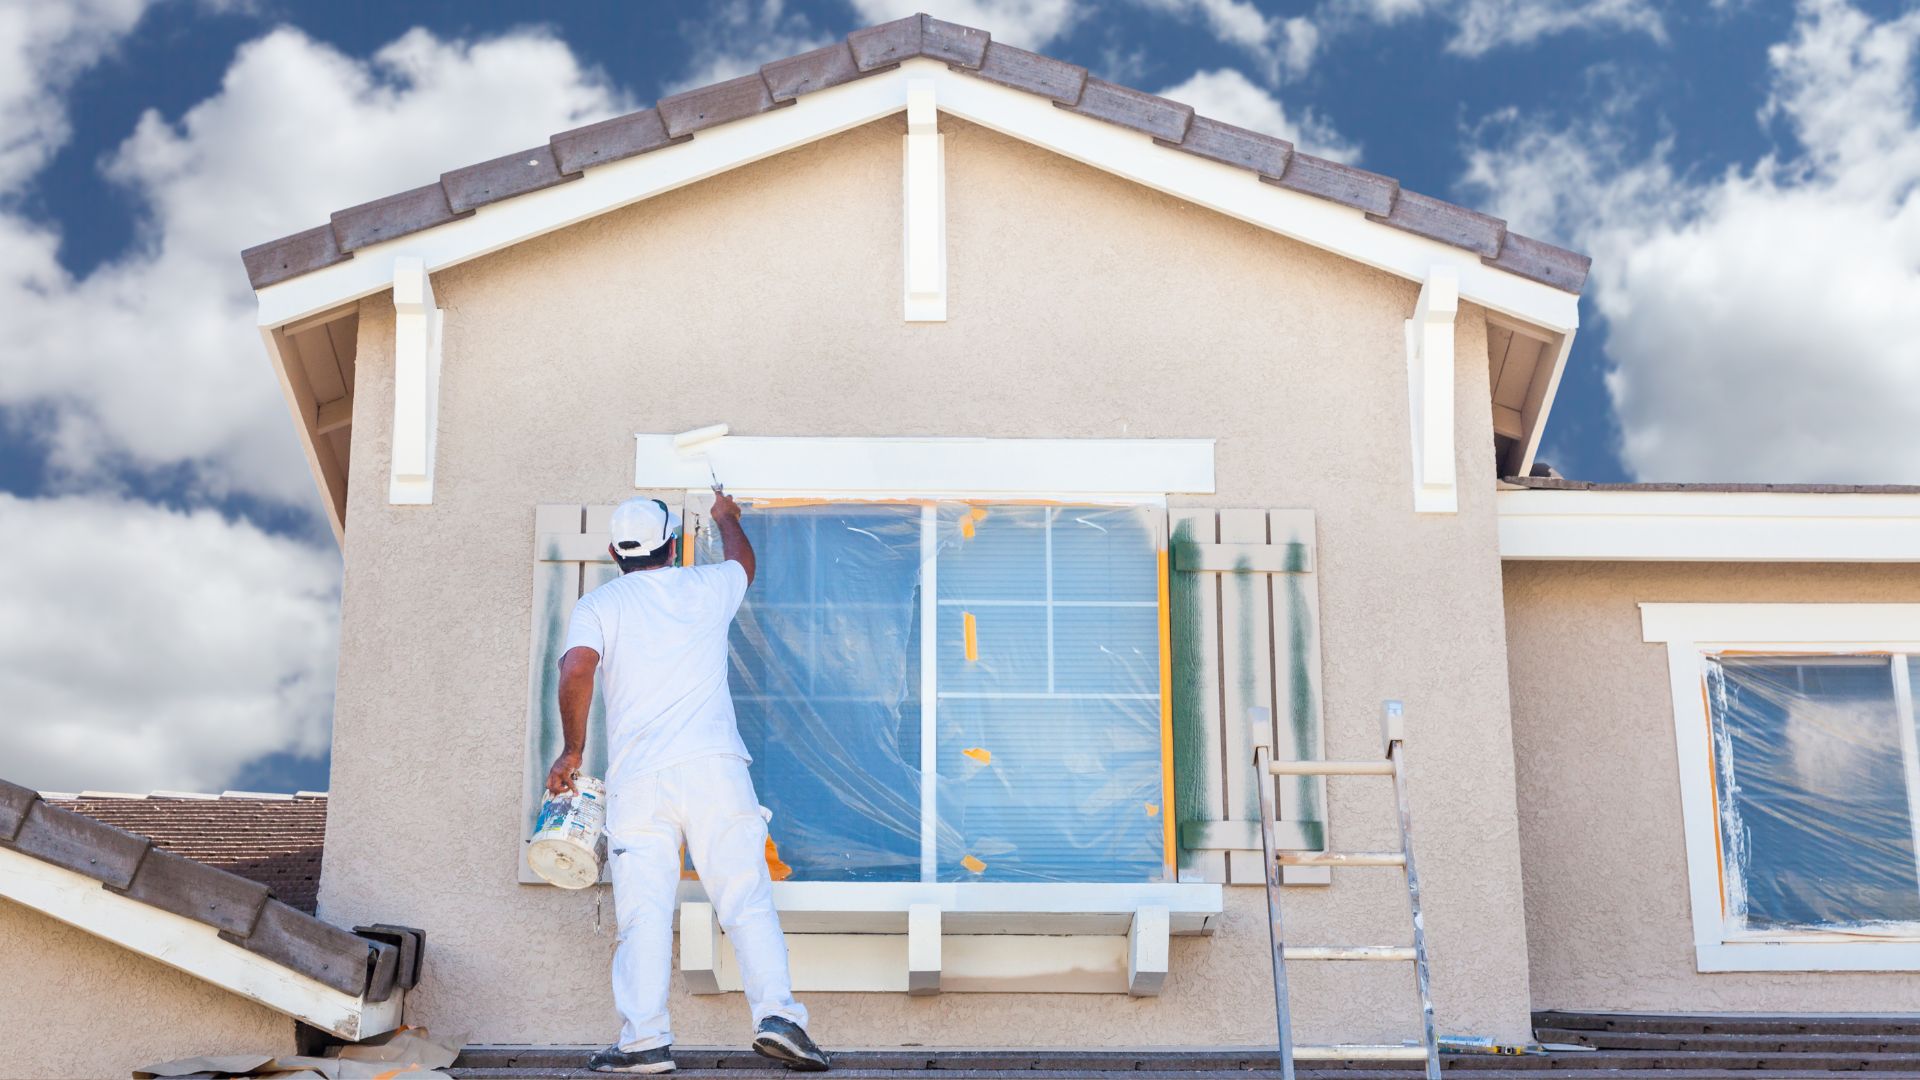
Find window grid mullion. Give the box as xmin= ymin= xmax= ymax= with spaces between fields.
xmin=918 ymin=503 xmax=940 ymax=883
xmin=1045 ymin=508 xmax=1055 ymax=694
xmin=1892 ymin=653 xmax=1920 ymax=904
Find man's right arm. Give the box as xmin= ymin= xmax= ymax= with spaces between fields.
xmin=710 ymin=488 xmax=755 ymax=585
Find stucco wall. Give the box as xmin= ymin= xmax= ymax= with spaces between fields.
xmin=0 ymin=899 xmax=295 ymax=1079
xmin=1505 ymin=560 xmax=1920 ymax=1012
xmin=323 ymin=115 xmax=1533 ymax=1046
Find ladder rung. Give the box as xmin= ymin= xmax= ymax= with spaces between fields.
xmin=1292 ymin=1044 xmax=1431 ymax=1061
xmin=1274 ymin=850 xmax=1406 ymax=867
xmin=1267 ymin=759 xmax=1394 ymax=776
xmin=1283 ymin=945 xmax=1416 ymax=961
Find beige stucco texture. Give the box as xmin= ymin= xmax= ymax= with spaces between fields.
xmin=323 ymin=115 xmax=1534 ymax=1046
xmin=0 ymin=898 xmax=295 ymax=1079
xmin=1505 ymin=560 xmax=1920 ymax=1013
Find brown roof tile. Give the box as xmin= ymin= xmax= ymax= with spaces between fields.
xmin=240 ymin=12 xmax=1591 ymax=297
xmin=549 ymin=108 xmax=684 ymax=175
xmin=658 ymin=72 xmax=787 ymax=138
xmin=331 ymin=183 xmax=469 ymax=253
xmin=762 ymin=42 xmax=868 ymax=102
xmin=1063 ymin=78 xmax=1194 ymax=142
xmin=442 ymin=145 xmax=579 ymax=213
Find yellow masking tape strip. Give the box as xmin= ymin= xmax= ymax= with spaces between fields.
xmin=963 ymin=611 xmax=979 ymax=662
xmin=961 ymin=854 xmax=987 ymax=873
xmin=1157 ymin=546 xmax=1175 ymax=879
xmin=962 ymin=747 xmax=991 ymax=764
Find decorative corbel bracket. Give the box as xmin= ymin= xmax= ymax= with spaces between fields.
xmin=902 ymin=77 xmax=946 ymax=322
xmin=389 ymin=256 xmax=443 ymax=505
xmin=1405 ymin=266 xmax=1459 ymax=514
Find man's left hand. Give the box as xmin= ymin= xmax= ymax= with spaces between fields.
xmin=545 ymin=750 xmax=583 ymax=796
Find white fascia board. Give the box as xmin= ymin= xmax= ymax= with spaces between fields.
xmin=0 ymin=846 xmax=399 ymax=1040
xmin=1499 ymin=489 xmax=1920 ymax=562
xmin=254 ymin=60 xmax=1577 ymax=336
xmin=674 ymin=879 xmax=1223 ymax=935
xmin=1516 ymin=331 xmax=1573 ymax=478
xmin=260 ymin=325 xmax=344 ymax=545
xmin=637 ymin=434 xmax=1214 ymax=496
xmin=1640 ymin=602 xmax=1920 ymax=644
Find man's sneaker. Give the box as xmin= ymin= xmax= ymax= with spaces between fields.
xmin=752 ymin=1017 xmax=831 ymax=1071
xmin=588 ymin=1043 xmax=676 ymax=1073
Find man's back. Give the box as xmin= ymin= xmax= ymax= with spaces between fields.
xmin=564 ymin=560 xmax=751 ymax=785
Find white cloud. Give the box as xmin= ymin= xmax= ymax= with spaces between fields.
xmin=1461 ymin=0 xmax=1920 ymax=483
xmin=1133 ymin=0 xmax=1320 ymax=81
xmin=847 ymin=0 xmax=1084 ymax=50
xmin=0 ymin=26 xmax=633 ymax=507
xmin=1332 ymin=0 xmax=1665 ymax=56
xmin=0 ymin=0 xmax=151 ymax=191
xmin=1159 ymin=68 xmax=1360 ymax=163
xmin=669 ymin=0 xmax=835 ymax=94
xmin=0 ymin=493 xmax=340 ymax=793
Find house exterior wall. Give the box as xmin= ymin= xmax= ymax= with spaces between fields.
xmin=320 ymin=115 xmax=1534 ymax=1046
xmin=0 ymin=899 xmax=295 ymax=1079
xmin=1504 ymin=559 xmax=1920 ymax=1012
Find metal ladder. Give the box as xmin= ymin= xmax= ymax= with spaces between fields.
xmin=1250 ymin=700 xmax=1441 ymax=1080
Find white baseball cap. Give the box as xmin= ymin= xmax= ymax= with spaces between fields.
xmin=609 ymin=497 xmax=682 ymax=556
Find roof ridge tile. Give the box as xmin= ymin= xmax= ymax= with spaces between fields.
xmin=1062 ymin=77 xmax=1194 ymax=143
xmin=966 ymin=40 xmax=1087 ymax=104
xmin=658 ymin=70 xmax=789 ymax=139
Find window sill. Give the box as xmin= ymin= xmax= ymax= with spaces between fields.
xmin=1697 ymin=941 xmax=1920 ymax=973
xmin=675 ymin=880 xmax=1223 ymax=935
xmin=672 ymin=881 xmax=1223 ymax=995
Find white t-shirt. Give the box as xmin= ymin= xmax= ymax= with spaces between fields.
xmin=563 ymin=560 xmax=752 ymax=786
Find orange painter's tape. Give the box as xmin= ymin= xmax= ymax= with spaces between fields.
xmin=963 ymin=612 xmax=979 ymax=662
xmin=962 ymin=747 xmax=991 ymax=764
xmin=960 ymin=854 xmax=987 ymax=873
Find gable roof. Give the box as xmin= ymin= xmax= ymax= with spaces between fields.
xmin=240 ymin=13 xmax=1589 ymax=297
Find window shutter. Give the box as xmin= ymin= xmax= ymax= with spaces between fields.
xmin=518 ymin=503 xmax=620 ymax=884
xmin=1169 ymin=509 xmax=1328 ymax=886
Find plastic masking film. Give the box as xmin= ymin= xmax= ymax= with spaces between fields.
xmin=1703 ymin=654 xmax=1920 ymax=936
xmin=696 ymin=501 xmax=1167 ymax=883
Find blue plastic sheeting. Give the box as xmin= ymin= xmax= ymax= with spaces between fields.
xmin=697 ymin=501 xmax=1166 ymax=884
xmin=1705 ymin=654 xmax=1920 ymax=934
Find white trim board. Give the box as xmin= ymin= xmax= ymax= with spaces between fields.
xmin=670 ymin=879 xmax=1223 ymax=935
xmin=1500 ymin=489 xmax=1920 ymax=562
xmin=253 ymin=60 xmax=1579 ymax=336
xmin=636 ymin=434 xmax=1214 ymax=495
xmin=0 ymin=846 xmax=401 ymax=1040
xmin=1642 ymin=604 xmax=1920 ymax=973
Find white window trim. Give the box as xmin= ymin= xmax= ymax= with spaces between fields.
xmin=1641 ymin=602 xmax=1920 ymax=971
xmin=638 ymin=433 xmax=1213 ymax=497
xmin=1500 ymin=489 xmax=1920 ymax=562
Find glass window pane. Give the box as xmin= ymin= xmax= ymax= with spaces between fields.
xmin=700 ymin=504 xmax=924 ymax=882
xmin=935 ymin=503 xmax=1166 ymax=883
xmin=1706 ymin=655 xmax=1920 ymax=932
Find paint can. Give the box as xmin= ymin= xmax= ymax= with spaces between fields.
xmin=527 ymin=774 xmax=608 ymax=889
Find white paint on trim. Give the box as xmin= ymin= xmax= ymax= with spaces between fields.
xmin=907 ymin=903 xmax=941 ymax=995
xmin=680 ymin=900 xmax=721 ymax=994
xmin=252 ymin=61 xmax=1578 ymax=337
xmin=388 ymin=257 xmax=442 ymax=505
xmin=635 ymin=434 xmax=1214 ymax=495
xmin=674 ymin=879 xmax=1222 ymax=935
xmin=1127 ymin=905 xmax=1170 ymax=996
xmin=1405 ymin=266 xmax=1459 ymax=514
xmin=1640 ymin=603 xmax=1920 ymax=644
xmin=1500 ymin=489 xmax=1920 ymax=562
xmin=0 ymin=845 xmax=400 ymax=1039
xmin=704 ymin=930 xmax=1136 ymax=993
xmin=260 ymin=326 xmax=344 ymax=545
xmin=1644 ymin=604 xmax=1920 ymax=972
xmin=903 ymin=77 xmax=946 ymax=322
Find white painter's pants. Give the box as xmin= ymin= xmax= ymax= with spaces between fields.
xmin=607 ymin=754 xmax=806 ymax=1051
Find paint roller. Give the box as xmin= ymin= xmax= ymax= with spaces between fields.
xmin=673 ymin=424 xmax=729 ymax=491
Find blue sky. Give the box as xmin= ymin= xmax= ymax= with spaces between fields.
xmin=2 ymin=0 xmax=1916 ymax=795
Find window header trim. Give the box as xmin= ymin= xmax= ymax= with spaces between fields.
xmin=636 ymin=434 xmax=1214 ymax=497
